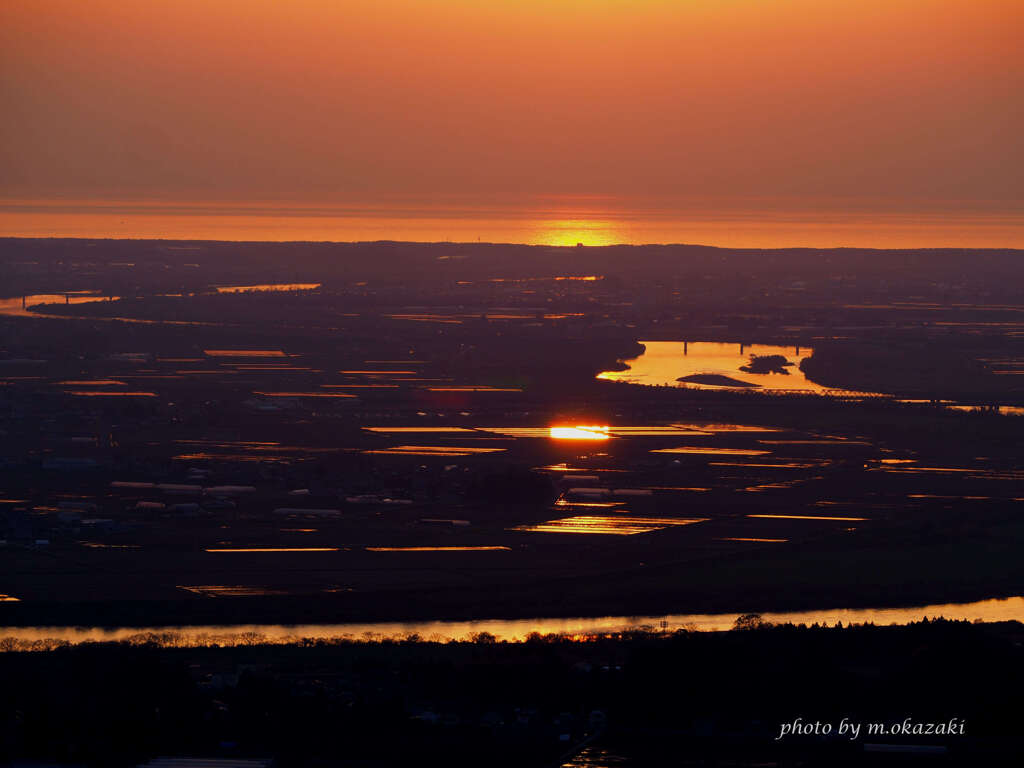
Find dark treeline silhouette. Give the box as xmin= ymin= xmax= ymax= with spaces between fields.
xmin=2 ymin=619 xmax=1022 ymax=766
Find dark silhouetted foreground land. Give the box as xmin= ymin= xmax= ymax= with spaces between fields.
xmin=2 ymin=620 xmax=1023 ymax=767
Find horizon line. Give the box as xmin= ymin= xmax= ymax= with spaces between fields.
xmin=2 ymin=234 xmax=1023 ymax=252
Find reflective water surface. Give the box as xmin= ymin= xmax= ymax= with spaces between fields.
xmin=215 ymin=283 xmax=321 ymax=293
xmin=598 ymin=341 xmax=867 ymax=395
xmin=0 ymin=292 xmax=115 ymax=317
xmin=511 ymin=515 xmax=708 ymax=535
xmin=4 ymin=596 xmax=1023 ymax=650
xmin=4 ymin=201 xmax=1023 ymax=248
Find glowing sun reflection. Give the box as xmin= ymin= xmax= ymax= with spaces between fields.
xmin=531 ymin=219 xmax=624 ymax=247
xmin=549 ymin=426 xmax=611 ymax=440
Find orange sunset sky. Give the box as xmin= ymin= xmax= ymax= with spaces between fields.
xmin=1 ymin=0 xmax=1022 ymax=244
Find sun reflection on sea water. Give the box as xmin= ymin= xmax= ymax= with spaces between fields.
xmin=3 ymin=202 xmax=1023 ymax=248
xmin=530 ymin=219 xmax=626 ymax=246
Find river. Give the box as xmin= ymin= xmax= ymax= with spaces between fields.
xmin=3 ymin=595 xmax=1022 ymax=651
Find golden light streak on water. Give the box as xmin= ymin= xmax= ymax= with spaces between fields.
xmin=10 ymin=595 xmax=1024 ymax=650
xmin=215 ymin=283 xmax=320 ymax=293
xmin=363 ymin=446 xmax=506 ymax=456
xmin=512 ymin=515 xmax=707 ymax=535
xmin=549 ymin=426 xmax=611 ymax=440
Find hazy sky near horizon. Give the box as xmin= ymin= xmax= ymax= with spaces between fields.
xmin=2 ymin=0 xmax=1021 ymax=212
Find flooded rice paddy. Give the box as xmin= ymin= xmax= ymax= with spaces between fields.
xmin=214 ymin=283 xmax=321 ymax=293
xmin=511 ymin=516 xmax=708 ymax=535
